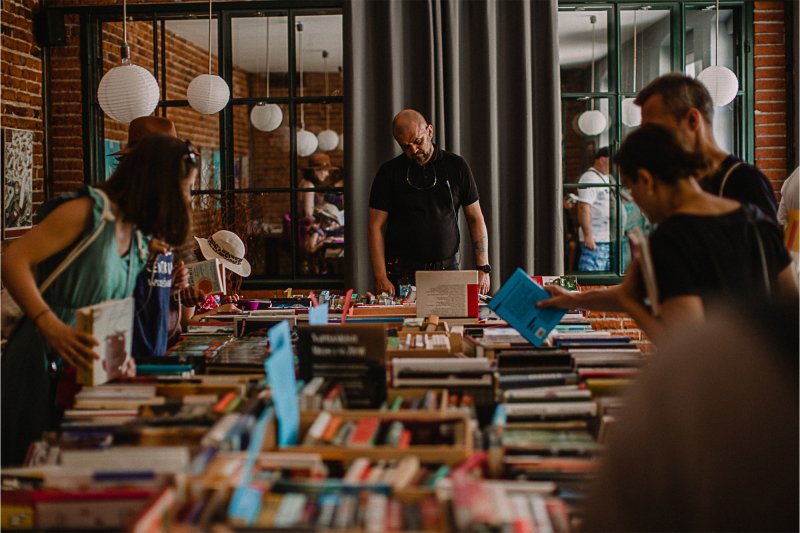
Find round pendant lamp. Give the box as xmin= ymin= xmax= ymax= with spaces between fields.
xmin=251 ymin=15 xmax=283 ymax=132
xmin=577 ymin=15 xmax=608 ymax=137
xmin=697 ymin=0 xmax=738 ymax=107
xmin=296 ymin=22 xmax=318 ymax=157
xmin=97 ymin=0 xmax=159 ymax=124
xmin=187 ymin=0 xmax=230 ymax=115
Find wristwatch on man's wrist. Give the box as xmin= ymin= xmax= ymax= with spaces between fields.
xmin=476 ymin=264 xmax=492 ymax=274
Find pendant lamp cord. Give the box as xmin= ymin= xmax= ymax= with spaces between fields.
xmin=715 ymin=0 xmax=720 ymax=66
xmin=590 ymin=15 xmax=596 ymax=110
xmin=632 ymin=11 xmax=637 ymax=91
xmin=323 ymin=51 xmax=330 ymax=130
xmin=207 ymin=0 xmax=213 ymax=75
xmin=265 ymin=17 xmax=270 ymax=99
xmin=298 ymin=22 xmax=305 ymax=129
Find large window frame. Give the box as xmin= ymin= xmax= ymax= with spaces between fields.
xmin=62 ymin=1 xmax=343 ymax=289
xmin=558 ymin=0 xmax=754 ymax=284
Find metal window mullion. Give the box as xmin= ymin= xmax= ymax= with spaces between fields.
xmin=287 ymin=10 xmax=299 ymax=279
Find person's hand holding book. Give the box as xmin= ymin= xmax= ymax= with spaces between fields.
xmin=36 ymin=311 xmax=99 ymax=370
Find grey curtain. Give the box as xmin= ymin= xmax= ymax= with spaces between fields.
xmin=344 ymin=0 xmax=562 ymax=292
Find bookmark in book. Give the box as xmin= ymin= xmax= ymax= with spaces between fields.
xmin=340 ymin=289 xmax=353 ymax=324
xmin=309 ymin=303 xmax=329 ymax=326
xmin=228 ymin=404 xmax=273 ymax=525
xmin=267 ymin=321 xmax=299 ymax=447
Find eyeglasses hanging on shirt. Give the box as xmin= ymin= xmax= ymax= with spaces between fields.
xmin=406 ymin=163 xmax=438 ymax=191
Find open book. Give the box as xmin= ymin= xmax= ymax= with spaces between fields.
xmin=627 ymin=228 xmax=660 ymax=316
xmin=488 ymin=268 xmax=567 ymax=347
xmin=75 ymin=297 xmax=134 ymax=386
xmin=186 ymin=258 xmax=225 ymax=295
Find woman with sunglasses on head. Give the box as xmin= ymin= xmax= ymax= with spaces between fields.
xmin=1 ymin=134 xmax=199 ymax=466
xmin=540 ymin=124 xmax=797 ymax=344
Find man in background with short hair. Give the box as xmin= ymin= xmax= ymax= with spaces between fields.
xmin=635 ymin=73 xmax=777 ymax=221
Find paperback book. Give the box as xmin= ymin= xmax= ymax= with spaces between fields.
xmin=75 ymin=297 xmax=134 ymax=386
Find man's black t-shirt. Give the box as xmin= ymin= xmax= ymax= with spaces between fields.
xmin=369 ymin=146 xmax=479 ymax=262
xmin=701 ymin=155 xmax=778 ymax=221
xmin=650 ymin=206 xmax=790 ymax=306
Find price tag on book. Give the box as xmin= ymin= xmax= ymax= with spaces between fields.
xmin=308 ymin=302 xmax=329 ymax=325
xmin=267 ymin=320 xmax=299 ymax=446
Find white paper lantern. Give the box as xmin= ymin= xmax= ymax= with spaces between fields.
xmin=621 ymin=98 xmax=642 ymax=128
xmin=98 ymin=64 xmax=160 ymax=124
xmin=697 ymin=66 xmax=738 ymax=107
xmin=577 ymin=110 xmax=608 ymax=136
xmin=250 ymin=103 xmax=283 ymax=132
xmin=187 ymin=74 xmax=230 ymax=115
xmin=317 ymin=129 xmax=339 ymax=152
xmin=297 ymin=128 xmax=318 ymax=157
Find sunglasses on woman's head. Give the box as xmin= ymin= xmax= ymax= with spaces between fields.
xmin=184 ymin=140 xmax=201 ymax=165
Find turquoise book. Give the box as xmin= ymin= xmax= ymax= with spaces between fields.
xmin=488 ymin=268 xmax=567 ymax=347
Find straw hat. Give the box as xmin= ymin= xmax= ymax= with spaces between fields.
xmin=194 ymin=230 xmax=251 ymax=277
xmin=109 ymin=116 xmax=178 ymax=156
xmin=314 ymin=203 xmax=344 ymax=226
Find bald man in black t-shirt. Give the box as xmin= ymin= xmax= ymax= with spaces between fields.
xmin=368 ymin=109 xmax=491 ymax=295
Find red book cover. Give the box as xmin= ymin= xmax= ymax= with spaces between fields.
xmin=348 ymin=417 xmax=380 ymax=447
xmin=467 ymin=284 xmax=479 ymax=317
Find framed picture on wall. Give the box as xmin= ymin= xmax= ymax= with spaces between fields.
xmin=2 ymin=128 xmax=34 ymax=239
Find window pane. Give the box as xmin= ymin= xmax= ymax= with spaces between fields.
xmin=163 ymin=19 xmax=220 ymax=102
xmin=620 ymin=9 xmax=672 ymax=94
xmin=685 ymin=7 xmax=738 ymax=78
xmin=620 ymin=191 xmax=653 ymax=271
xmin=231 ymin=15 xmax=289 ymax=100
xmin=562 ymin=98 xmax=612 ymax=185
xmin=236 ymin=192 xmax=292 ymax=277
xmin=232 ymin=103 xmax=291 ymax=189
xmin=297 ymin=102 xmax=344 ymax=185
xmin=190 ymin=193 xmax=226 ymax=244
xmin=558 ymin=10 xmax=609 ymax=93
xmin=563 ymin=184 xmax=619 ymax=274
xmin=295 ymin=13 xmax=343 ymax=98
xmin=164 ymin=107 xmax=221 ymax=191
xmin=712 ymin=96 xmax=739 ymax=156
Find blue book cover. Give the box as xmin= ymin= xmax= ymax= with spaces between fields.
xmin=488 ymin=268 xmax=567 ymax=347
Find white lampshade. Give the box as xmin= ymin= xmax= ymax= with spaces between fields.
xmin=317 ymin=129 xmax=339 ymax=152
xmin=697 ymin=66 xmax=738 ymax=107
xmin=98 ymin=64 xmax=160 ymax=124
xmin=621 ymin=98 xmax=642 ymax=127
xmin=250 ymin=103 xmax=283 ymax=132
xmin=297 ymin=128 xmax=318 ymax=157
xmin=577 ymin=109 xmax=608 ymax=136
xmin=187 ymin=74 xmax=230 ymax=115
xmin=337 ymin=133 xmax=343 ymax=151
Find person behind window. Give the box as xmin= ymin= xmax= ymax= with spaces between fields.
xmin=1 ymin=135 xmax=198 ymax=466
xmin=539 ymin=124 xmax=797 ymax=344
xmin=305 ymin=202 xmax=344 ymax=275
xmin=635 ymin=73 xmax=778 ymax=221
xmin=299 ymin=152 xmax=343 ymax=220
xmin=576 ymin=147 xmax=612 ymax=271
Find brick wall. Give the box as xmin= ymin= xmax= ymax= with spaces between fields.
xmin=753 ymin=1 xmax=792 ymax=196
xmin=1 ymin=0 xmax=45 ymax=219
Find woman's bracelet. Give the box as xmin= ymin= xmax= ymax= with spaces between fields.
xmin=32 ymin=308 xmax=52 ymax=325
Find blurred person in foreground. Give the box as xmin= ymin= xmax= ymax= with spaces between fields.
xmin=583 ymin=296 xmax=798 ymax=531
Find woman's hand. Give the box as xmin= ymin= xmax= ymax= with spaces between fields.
xmin=618 ymin=258 xmax=644 ymax=307
xmin=220 ymin=293 xmax=240 ymax=305
xmin=36 ymin=312 xmax=99 ymax=370
xmin=538 ymin=285 xmax=581 ymax=309
xmin=171 ymin=261 xmax=189 ymax=295
xmin=179 ymin=286 xmax=206 ymax=308
xmin=214 ymin=303 xmax=241 ymax=314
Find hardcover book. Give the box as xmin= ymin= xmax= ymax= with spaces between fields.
xmin=415 ymin=270 xmax=479 ymax=318
xmin=75 ymin=297 xmax=134 ymax=386
xmin=186 ymin=258 xmax=225 ymax=295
